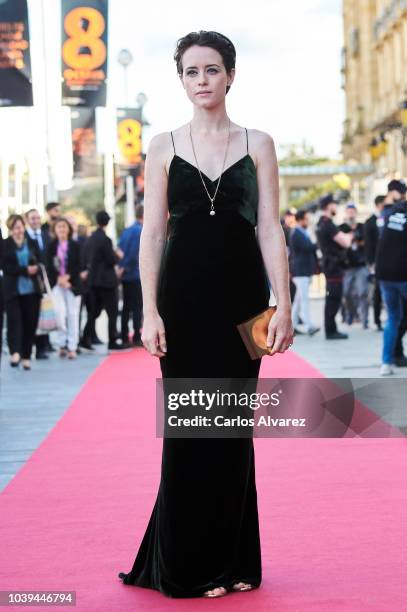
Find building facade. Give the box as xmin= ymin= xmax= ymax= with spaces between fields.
xmin=342 ymin=0 xmax=407 ymax=182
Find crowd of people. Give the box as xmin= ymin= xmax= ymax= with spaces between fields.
xmin=0 ymin=202 xmax=144 ymax=372
xmin=282 ymin=178 xmax=407 ymax=375
xmin=1 ymin=177 xmax=406 ymax=377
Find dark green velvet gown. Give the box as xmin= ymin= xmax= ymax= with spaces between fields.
xmin=118 ymin=128 xmax=270 ymax=598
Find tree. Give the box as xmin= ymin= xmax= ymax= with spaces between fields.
xmin=279 ymin=140 xmax=329 ymax=167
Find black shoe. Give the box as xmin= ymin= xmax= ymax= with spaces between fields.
xmin=120 ymin=341 xmax=133 ymax=349
xmin=36 ymin=352 xmax=49 ymax=360
xmin=307 ymin=326 xmax=320 ymax=337
xmin=10 ymin=359 xmax=20 ymax=368
xmin=326 ymin=331 xmax=349 ymax=340
xmin=133 ymin=338 xmax=144 ymax=347
xmin=108 ymin=342 xmax=131 ymax=353
xmin=394 ymin=355 xmax=407 ymax=367
xmin=376 ymin=324 xmax=383 ymax=331
xmin=118 ymin=572 xmax=126 ymax=582
xmin=78 ymin=339 xmax=95 ymax=351
xmin=91 ymin=336 xmax=103 ymax=345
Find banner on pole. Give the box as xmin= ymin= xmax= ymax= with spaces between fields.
xmin=116 ymin=108 xmax=143 ymax=167
xmin=0 ymin=0 xmax=33 ymax=107
xmin=61 ymin=0 xmax=108 ymax=107
xmin=70 ymin=107 xmax=98 ymax=177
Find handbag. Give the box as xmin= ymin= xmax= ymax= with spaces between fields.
xmin=236 ymin=305 xmax=277 ymax=360
xmin=36 ymin=264 xmax=60 ymax=333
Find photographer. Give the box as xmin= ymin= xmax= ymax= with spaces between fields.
xmin=316 ymin=194 xmax=353 ymax=339
xmin=364 ymin=195 xmax=386 ymax=330
xmin=339 ymin=203 xmax=369 ymax=328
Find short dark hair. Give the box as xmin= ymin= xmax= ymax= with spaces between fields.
xmin=6 ymin=214 xmax=25 ymax=230
xmin=319 ymin=193 xmax=337 ymax=210
xmin=295 ymin=209 xmax=309 ymax=222
xmin=25 ymin=208 xmax=40 ymax=218
xmin=53 ymin=217 xmax=73 ymax=240
xmin=135 ymin=203 xmax=144 ymax=220
xmin=387 ymin=179 xmax=407 ymax=195
xmin=174 ymin=31 xmax=236 ymax=94
xmin=374 ymin=195 xmax=386 ymax=206
xmin=96 ymin=210 xmax=111 ymax=226
xmin=46 ymin=201 xmax=60 ymax=212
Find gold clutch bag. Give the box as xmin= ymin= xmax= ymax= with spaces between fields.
xmin=237 ymin=306 xmax=277 ymax=360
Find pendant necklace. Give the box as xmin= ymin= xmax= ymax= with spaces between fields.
xmin=189 ymin=118 xmax=231 ymax=216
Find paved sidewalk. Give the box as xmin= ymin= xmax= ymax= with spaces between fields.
xmin=0 ymin=346 xmax=106 ymax=492
xmin=292 ymin=297 xmax=407 ymax=379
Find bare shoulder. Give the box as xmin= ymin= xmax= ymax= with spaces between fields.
xmin=147 ymin=131 xmax=173 ymax=156
xmin=145 ymin=131 xmax=175 ymax=175
xmin=247 ymin=129 xmax=276 ymax=161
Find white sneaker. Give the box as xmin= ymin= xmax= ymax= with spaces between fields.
xmin=380 ymin=363 xmax=394 ymax=376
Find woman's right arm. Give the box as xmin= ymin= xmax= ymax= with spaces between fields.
xmin=3 ymin=240 xmax=28 ymax=276
xmin=140 ymin=133 xmax=170 ymax=357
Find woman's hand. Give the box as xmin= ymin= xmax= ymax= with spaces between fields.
xmin=266 ymin=307 xmax=294 ymax=356
xmin=27 ymin=265 xmax=38 ymax=276
xmin=57 ymin=274 xmax=71 ymax=288
xmin=141 ymin=311 xmax=167 ymax=357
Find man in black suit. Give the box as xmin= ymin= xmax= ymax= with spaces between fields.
xmin=364 ymin=195 xmax=385 ymax=330
xmin=80 ymin=211 xmax=126 ymax=352
xmin=41 ymin=201 xmax=61 ymax=248
xmin=316 ymin=194 xmax=353 ymax=339
xmin=25 ymin=208 xmax=50 ymax=359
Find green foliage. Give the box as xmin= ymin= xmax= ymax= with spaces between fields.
xmin=61 ymin=182 xmax=104 ymax=225
xmin=289 ymin=179 xmax=339 ymax=208
xmin=279 ymin=140 xmax=329 ymax=167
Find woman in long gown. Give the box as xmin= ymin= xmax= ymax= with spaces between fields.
xmin=118 ymin=30 xmax=293 ymax=599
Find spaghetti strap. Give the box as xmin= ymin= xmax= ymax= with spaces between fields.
xmin=245 ymin=127 xmax=248 ymax=154
xmin=170 ymin=131 xmax=175 ymax=154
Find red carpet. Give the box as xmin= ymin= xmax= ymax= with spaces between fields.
xmin=1 ymin=350 xmax=407 ymax=611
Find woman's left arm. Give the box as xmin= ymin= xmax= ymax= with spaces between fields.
xmin=254 ymin=131 xmax=294 ymax=355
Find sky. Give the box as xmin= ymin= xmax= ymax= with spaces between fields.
xmin=107 ymin=0 xmax=345 ymax=159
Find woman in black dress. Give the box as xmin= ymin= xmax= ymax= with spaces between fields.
xmin=118 ymin=30 xmax=293 ymax=598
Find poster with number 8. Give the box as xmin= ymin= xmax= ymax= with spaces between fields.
xmin=61 ymin=0 xmax=108 ymax=107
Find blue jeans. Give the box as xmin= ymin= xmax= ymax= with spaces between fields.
xmin=379 ymin=280 xmax=407 ymax=364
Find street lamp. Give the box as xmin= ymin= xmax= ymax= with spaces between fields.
xmin=136 ymin=91 xmax=147 ymax=110
xmin=136 ymin=91 xmax=149 ymax=126
xmin=117 ymin=49 xmax=133 ymax=107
